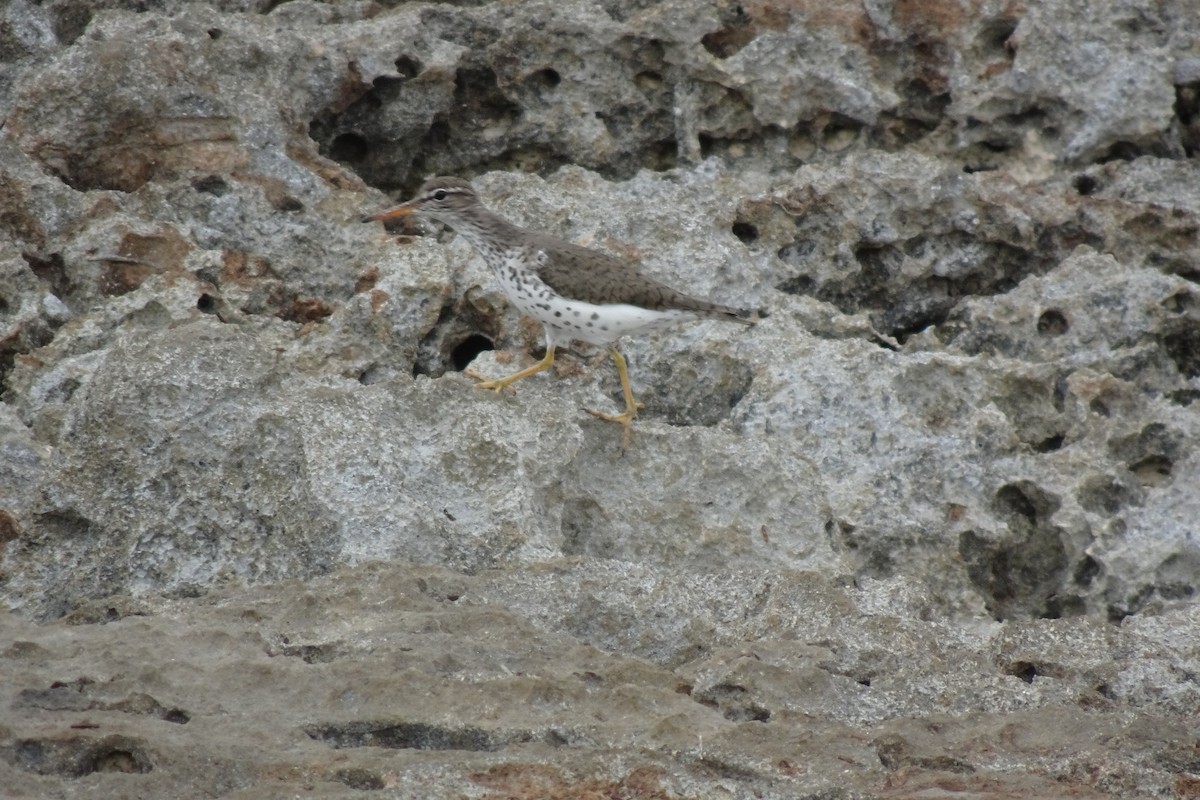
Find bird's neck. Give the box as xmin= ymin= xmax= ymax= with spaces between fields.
xmin=442 ymin=205 xmax=524 ymax=255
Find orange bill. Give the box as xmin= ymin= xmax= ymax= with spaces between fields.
xmin=362 ymin=202 xmax=417 ymax=223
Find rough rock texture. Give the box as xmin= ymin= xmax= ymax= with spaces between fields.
xmin=3 ymin=563 xmax=1199 ymax=798
xmin=1 ymin=0 xmax=1198 ymax=797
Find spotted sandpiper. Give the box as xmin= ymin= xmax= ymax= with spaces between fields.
xmin=365 ymin=176 xmax=754 ymax=446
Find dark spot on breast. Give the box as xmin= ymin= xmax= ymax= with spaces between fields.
xmin=590 ymin=312 xmax=600 ymax=320
xmin=554 ymin=311 xmax=562 ymax=317
xmin=573 ymin=310 xmax=581 ymax=317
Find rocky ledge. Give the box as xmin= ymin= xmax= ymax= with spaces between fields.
xmin=1 ymin=0 xmax=1198 ymax=797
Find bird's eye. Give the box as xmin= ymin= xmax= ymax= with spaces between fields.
xmin=433 ymin=190 xmax=447 ymax=201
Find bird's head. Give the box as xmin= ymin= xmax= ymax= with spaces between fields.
xmin=363 ymin=176 xmax=480 ymax=224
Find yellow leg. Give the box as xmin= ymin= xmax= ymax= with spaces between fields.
xmin=467 ymin=346 xmax=556 ymax=394
xmin=586 ymin=349 xmax=644 ymax=449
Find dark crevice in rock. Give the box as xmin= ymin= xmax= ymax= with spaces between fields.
xmin=450 ymin=333 xmax=495 ymax=371
xmin=1154 ymin=552 xmax=1199 ymax=601
xmin=47 ymin=6 xmax=93 ymax=45
xmin=1108 ymin=549 xmax=1199 ymax=619
xmin=527 ymin=67 xmax=562 ymax=92
xmin=1108 ymin=583 xmax=1155 ymax=622
xmin=5 ymin=735 xmax=153 ymax=777
xmin=1177 ymin=81 xmax=1200 ymax=157
xmin=817 ymin=113 xmax=865 ymax=152
xmin=1108 ymin=423 xmax=1182 ymax=480
xmin=14 ymin=681 xmax=191 ymax=726
xmin=1096 ymin=140 xmax=1150 ymax=164
xmin=1036 ymin=309 xmax=1068 ymax=336
xmin=329 ymin=132 xmax=368 ymax=163
xmin=1032 ymin=433 xmax=1065 ymax=453
xmin=1129 ymin=454 xmax=1173 ymax=487
xmin=1166 ymin=387 xmax=1200 ymax=406
xmin=693 ymin=683 xmax=771 ymax=723
xmin=870 ymin=71 xmax=950 ymax=150
xmin=643 ymin=137 xmax=679 ymax=172
xmin=1073 ymin=173 xmax=1100 ymax=195
xmin=778 ymin=230 xmax=1063 ymax=341
xmin=394 ymin=55 xmax=423 ymax=79
xmin=1161 ymin=322 xmax=1200 ymax=378
xmin=875 ymin=104 xmax=948 ymax=150
xmin=191 ymin=174 xmax=230 ymax=196
xmin=1074 ymin=555 xmax=1103 ymax=588
xmin=960 ymin=481 xmax=1071 ymax=621
xmin=411 ymin=294 xmax=503 ymax=378
xmin=731 ymin=221 xmax=758 ymax=243
xmin=305 ymin=721 xmax=499 ymax=752
xmin=775 ymin=273 xmax=814 ymax=296
xmin=700 ymin=4 xmax=755 ymax=59
xmin=975 ymin=18 xmax=1020 ymax=58
xmin=1161 ymin=288 xmax=1195 ymax=313
xmin=1005 ymin=660 xmax=1046 ymax=683
xmin=23 ymin=252 xmax=71 ymax=299
xmin=454 ymin=63 xmax=523 ymax=131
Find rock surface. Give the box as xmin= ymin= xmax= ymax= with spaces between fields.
xmin=1 ymin=0 xmax=1198 ymax=797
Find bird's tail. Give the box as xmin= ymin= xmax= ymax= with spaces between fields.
xmin=703 ymin=302 xmax=761 ymax=326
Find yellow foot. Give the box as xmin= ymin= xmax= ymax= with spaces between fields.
xmin=585 ymin=403 xmax=645 ymax=449
xmin=465 ymin=347 xmax=557 ymax=396
xmin=465 ymin=367 xmax=518 ymax=395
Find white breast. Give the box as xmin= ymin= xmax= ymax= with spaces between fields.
xmin=490 ymin=252 xmax=694 ymax=348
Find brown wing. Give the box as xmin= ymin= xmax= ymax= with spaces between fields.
xmin=528 ymin=232 xmax=752 ymax=323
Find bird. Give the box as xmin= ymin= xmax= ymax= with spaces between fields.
xmin=365 ymin=176 xmax=754 ymax=447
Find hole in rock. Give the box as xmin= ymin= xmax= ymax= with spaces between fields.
xmin=731 ymin=222 xmax=758 ymax=243
xmin=1073 ymin=174 xmax=1098 ymax=195
xmin=161 ymin=708 xmax=190 ymax=724
xmin=530 ymin=67 xmax=561 ymax=89
xmin=451 ymin=334 xmax=494 ymax=371
xmin=394 ymin=55 xmax=422 ymax=79
xmin=1129 ymin=454 xmax=1172 ymax=485
xmin=1036 ymin=309 xmax=1068 ymax=336
xmin=306 ymin=721 xmax=498 ymax=751
xmin=92 ymin=749 xmax=146 ymax=774
xmin=192 ymin=175 xmax=229 ymax=196
xmin=978 ymin=18 xmax=1018 ymax=55
xmin=1007 ymin=661 xmax=1041 ymax=683
xmin=330 ymin=133 xmax=368 ymax=163
xmin=1033 ymin=433 xmax=1065 ymax=453
xmin=1097 ymin=141 xmax=1143 ymax=163
xmin=1163 ymin=326 xmax=1200 ymax=377
xmin=1074 ymin=555 xmax=1102 ymax=587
